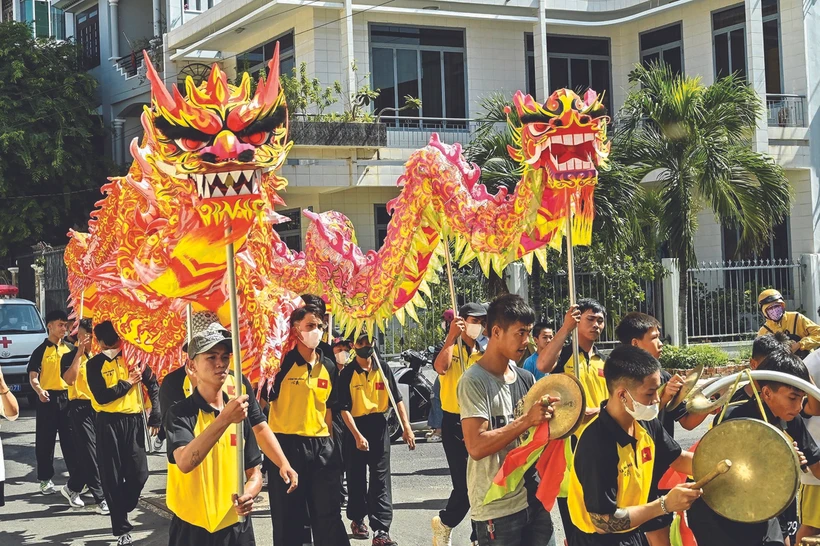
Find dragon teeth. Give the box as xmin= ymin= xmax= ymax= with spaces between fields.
xmin=238 ymin=184 xmax=251 ymax=195
xmin=225 ymin=185 xmax=237 ymax=197
xmin=206 ymin=173 xmax=217 ymax=184
xmin=212 ymin=187 xmax=223 ymax=198
xmin=573 ymin=134 xmax=584 ymax=145
xmin=584 ymin=133 xmax=594 ymax=142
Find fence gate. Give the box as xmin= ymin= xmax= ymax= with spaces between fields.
xmin=43 ymin=247 xmax=69 ymax=315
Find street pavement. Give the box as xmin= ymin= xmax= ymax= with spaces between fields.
xmin=0 ymin=402 xmax=707 ymax=546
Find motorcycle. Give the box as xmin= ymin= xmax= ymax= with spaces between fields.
xmin=385 ymin=348 xmax=435 ymax=441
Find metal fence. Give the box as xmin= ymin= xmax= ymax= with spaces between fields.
xmin=686 ymin=259 xmax=804 ymax=343
xmin=382 ymin=116 xmax=480 ymax=149
xmin=766 ymin=94 xmax=806 ymax=128
xmin=43 ymin=247 xmax=69 ymax=315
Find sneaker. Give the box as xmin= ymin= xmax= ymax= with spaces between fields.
xmin=153 ymin=437 xmax=164 ymax=451
xmin=351 ymin=520 xmax=370 ymax=540
xmin=116 ymin=534 xmax=133 ymax=545
xmin=431 ymin=516 xmax=453 ymax=546
xmin=61 ymin=485 xmax=85 ymax=508
xmin=39 ymin=480 xmax=55 ymax=495
xmin=80 ymin=485 xmax=89 ymax=496
xmin=96 ymin=500 xmax=110 ymax=515
xmin=426 ymin=432 xmax=442 ymax=443
xmin=372 ymin=530 xmax=397 ymax=546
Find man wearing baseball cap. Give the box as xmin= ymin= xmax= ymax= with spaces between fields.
xmin=432 ymin=302 xmax=488 ymax=546
xmin=758 ymin=289 xmax=820 ymax=358
xmin=165 ymin=318 xmax=265 ymax=545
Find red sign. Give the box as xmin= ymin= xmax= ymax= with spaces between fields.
xmin=598 ymin=367 xmax=605 ymax=377
xmin=641 ymin=447 xmax=653 ymax=463
xmin=375 ymin=382 xmax=385 ymax=391
xmin=0 ymin=337 xmax=11 ymax=349
xmin=317 ymin=378 xmax=328 ymax=389
xmin=230 ymin=434 xmax=237 ymax=447
xmin=226 ymin=385 xmax=236 ymax=396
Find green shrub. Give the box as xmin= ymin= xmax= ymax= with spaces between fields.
xmin=659 ymin=344 xmax=729 ymax=370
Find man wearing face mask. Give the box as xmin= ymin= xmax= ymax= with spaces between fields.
xmin=337 ymin=335 xmax=414 ymax=545
xmin=568 ymin=345 xmax=702 ymax=546
xmin=432 ymin=303 xmax=488 ymax=546
xmin=266 ymin=305 xmax=350 ymax=546
xmin=758 ymin=289 xmax=820 ymax=359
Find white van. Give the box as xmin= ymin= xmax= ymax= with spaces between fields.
xmin=0 ymin=287 xmax=47 ymax=405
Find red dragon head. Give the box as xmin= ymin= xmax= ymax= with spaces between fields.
xmin=507 ymin=89 xmax=610 ymax=187
xmin=141 ymin=45 xmax=291 ymax=230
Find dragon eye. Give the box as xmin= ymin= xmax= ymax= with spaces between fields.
xmin=175 ymin=138 xmax=208 ymax=152
xmin=241 ymin=132 xmax=271 ymax=146
xmin=528 ymin=122 xmax=549 ymax=136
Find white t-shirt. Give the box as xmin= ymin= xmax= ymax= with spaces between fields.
xmin=802 ymin=351 xmax=820 ymax=486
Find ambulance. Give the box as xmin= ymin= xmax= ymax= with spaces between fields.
xmin=0 ymin=285 xmax=47 ymax=406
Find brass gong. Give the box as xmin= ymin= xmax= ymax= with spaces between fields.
xmin=693 ymin=418 xmax=799 ymax=523
xmin=517 ymin=374 xmax=585 ymax=440
xmin=666 ymin=363 xmax=704 ymax=411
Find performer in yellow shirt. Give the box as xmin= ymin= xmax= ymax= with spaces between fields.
xmin=758 ymin=289 xmax=820 ymax=358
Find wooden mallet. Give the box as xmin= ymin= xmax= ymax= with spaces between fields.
xmin=692 ymin=459 xmax=732 ymax=489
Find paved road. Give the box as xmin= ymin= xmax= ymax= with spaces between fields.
xmin=0 ymin=402 xmax=708 ymax=546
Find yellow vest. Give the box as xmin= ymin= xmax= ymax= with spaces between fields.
xmin=68 ymin=352 xmax=94 ymax=402
xmin=440 ymin=339 xmax=484 ymax=414
xmin=96 ymin=356 xmax=142 ymax=414
xmin=39 ymin=342 xmax=72 ymax=391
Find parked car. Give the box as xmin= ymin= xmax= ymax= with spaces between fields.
xmin=0 ymin=286 xmax=47 ymax=407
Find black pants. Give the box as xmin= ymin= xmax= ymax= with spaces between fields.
xmin=333 ymin=415 xmax=348 ymax=503
xmin=440 ymin=411 xmax=472 ymax=528
xmin=35 ymin=392 xmax=79 ymax=483
xmin=67 ymin=400 xmax=105 ymax=502
xmin=169 ymin=515 xmax=256 ymax=546
xmin=345 ymin=413 xmax=392 ymax=532
xmin=270 ymin=434 xmax=350 ymax=546
xmin=97 ymin=412 xmax=148 ymax=537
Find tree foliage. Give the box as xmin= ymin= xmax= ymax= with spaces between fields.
xmin=0 ymin=22 xmax=112 ymax=257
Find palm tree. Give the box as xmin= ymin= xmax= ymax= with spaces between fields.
xmin=616 ymin=62 xmax=792 ymax=343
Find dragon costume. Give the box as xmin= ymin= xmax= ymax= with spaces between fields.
xmin=65 ymin=46 xmax=609 ymax=388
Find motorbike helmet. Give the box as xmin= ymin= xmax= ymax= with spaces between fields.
xmin=758 ymin=289 xmax=784 ymax=308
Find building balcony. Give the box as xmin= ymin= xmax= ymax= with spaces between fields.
xmin=382 ymin=117 xmax=480 ymax=149
xmin=767 ymin=94 xmax=806 ymax=128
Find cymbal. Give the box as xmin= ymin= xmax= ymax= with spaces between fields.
xmin=693 ymin=418 xmax=799 ymax=523
xmin=666 ymin=363 xmax=704 ymax=411
xmin=517 ymin=374 xmax=586 ymax=440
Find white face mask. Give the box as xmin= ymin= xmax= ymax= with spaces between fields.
xmin=623 ymin=390 xmax=659 ymax=421
xmin=300 ymin=328 xmax=323 ymax=350
xmin=465 ymin=323 xmax=483 ymax=340
xmin=102 ymin=348 xmax=121 ymax=359
xmin=335 ymin=351 xmax=349 ymax=365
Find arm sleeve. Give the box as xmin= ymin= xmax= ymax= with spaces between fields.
xmin=335 ymin=367 xmax=353 ymax=412
xmin=797 ymin=315 xmax=820 ymax=351
xmin=165 ymin=405 xmax=196 ymax=464
xmin=575 ymin=433 xmax=619 ymax=515
xmin=60 ymin=348 xmax=78 ymax=376
xmin=86 ymin=355 xmax=132 ymax=405
xmin=26 ymin=343 xmax=46 ymax=375
xmin=159 ymin=369 xmax=184 ymax=427
xmin=142 ymin=365 xmax=162 ymax=426
xmin=242 ymin=375 xmax=265 ymax=428
xmin=791 ymin=416 xmax=820 ymax=466
xmin=647 ymin=419 xmax=683 ymax=471
xmin=457 ymin=372 xmax=490 ymax=422
xmin=244 ymin=418 xmax=264 ymax=468
xmin=554 ymin=344 xmax=572 ymax=375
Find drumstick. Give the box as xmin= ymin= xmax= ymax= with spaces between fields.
xmin=692 ymin=459 xmax=732 ymax=489
xmin=800 ymin=538 xmax=820 ymax=545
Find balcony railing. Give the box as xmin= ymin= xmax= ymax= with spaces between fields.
xmin=766 ymin=94 xmax=806 ymax=128
xmin=114 ymin=52 xmax=144 ymax=79
xmin=382 ymin=117 xmax=478 ymax=149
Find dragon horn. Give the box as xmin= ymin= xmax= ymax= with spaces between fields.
xmin=143 ymin=50 xmax=175 ymax=113
xmin=255 ymin=42 xmax=281 ymax=105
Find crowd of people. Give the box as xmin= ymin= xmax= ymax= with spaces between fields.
xmin=15 ymin=287 xmax=820 ymax=546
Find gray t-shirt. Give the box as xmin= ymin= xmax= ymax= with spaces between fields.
xmin=458 ymin=361 xmax=535 ymax=522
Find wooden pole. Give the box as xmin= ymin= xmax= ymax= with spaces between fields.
xmin=225 ymin=226 xmax=246 ymax=522
xmin=442 ymin=238 xmax=466 ymax=374
xmin=566 ymin=214 xmax=580 ymax=372
xmin=372 ymin=351 xmax=404 ymax=433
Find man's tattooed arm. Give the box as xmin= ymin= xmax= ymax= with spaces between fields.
xmin=589 ymin=509 xmax=632 ymax=534
xmin=189 ymin=449 xmax=201 ymax=468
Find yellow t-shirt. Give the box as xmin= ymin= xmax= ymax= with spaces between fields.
xmin=337 ymin=360 xmax=402 ymax=418
xmin=759 ymin=311 xmax=820 ymax=352
xmin=68 ymin=352 xmax=94 ymax=402
xmin=439 ymin=338 xmax=486 ymax=414
xmin=87 ymin=354 xmax=143 ymax=414
xmin=27 ymin=340 xmax=72 ymax=391
xmin=268 ymin=349 xmax=335 ymax=437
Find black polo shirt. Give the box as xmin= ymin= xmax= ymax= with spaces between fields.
xmin=336 ymin=357 xmax=402 ymax=418
xmin=689 ymin=397 xmax=820 ymax=546
xmin=568 ymin=402 xmax=682 ymax=546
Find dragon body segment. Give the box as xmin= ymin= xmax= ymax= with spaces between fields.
xmin=66 ymin=52 xmax=608 ymax=386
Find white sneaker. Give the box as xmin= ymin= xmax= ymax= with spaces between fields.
xmin=153 ymin=437 xmax=164 ymax=451
xmin=431 ymin=516 xmax=453 ymax=546
xmin=80 ymin=485 xmax=90 ymax=497
xmin=96 ymin=500 xmax=110 ymax=515
xmin=117 ymin=534 xmax=133 ymax=545
xmin=61 ymin=485 xmax=85 ymax=508
xmin=39 ymin=480 xmax=55 ymax=495
xmin=426 ymin=432 xmax=442 ymax=443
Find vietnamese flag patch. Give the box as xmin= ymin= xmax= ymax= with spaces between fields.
xmin=317 ymin=378 xmax=328 ymax=389
xmin=375 ymin=382 xmax=385 ymax=391
xmin=641 ymin=447 xmax=653 ymax=463
xmin=227 ymin=385 xmax=236 ymax=396
xmin=231 ymin=434 xmax=237 ymax=447
xmin=598 ymin=367 xmax=605 ymax=377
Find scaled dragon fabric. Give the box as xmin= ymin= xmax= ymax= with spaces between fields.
xmin=65 ymin=47 xmax=610 ymax=388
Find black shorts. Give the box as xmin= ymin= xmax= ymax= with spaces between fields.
xmin=169 ymin=515 xmax=255 ymax=546
xmin=778 ymin=499 xmax=798 ymax=542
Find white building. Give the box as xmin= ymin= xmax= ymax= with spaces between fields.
xmin=47 ymin=0 xmax=820 ymax=325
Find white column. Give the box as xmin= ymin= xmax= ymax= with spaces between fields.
xmin=7 ymin=267 xmax=19 ymax=287
xmin=65 ymin=12 xmax=75 ymax=39
xmin=505 ymin=263 xmax=529 ymax=303
xmin=31 ymin=264 xmax=45 ymax=316
xmin=153 ymin=0 xmax=161 ymax=36
xmin=112 ymin=118 xmax=126 ymax=165
xmin=804 ymin=3 xmax=820 ymax=254
xmin=11 ymin=0 xmax=19 ymax=22
xmin=109 ymin=0 xmax=120 ymax=58
xmin=341 ymin=0 xmax=357 ymax=102
xmin=802 ymin=254 xmax=820 ymax=323
xmin=745 ymin=0 xmax=768 ymax=152
xmin=533 ymin=0 xmax=549 ymax=101
xmin=661 ymin=258 xmax=682 ymax=346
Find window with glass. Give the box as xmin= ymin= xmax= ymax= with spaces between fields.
xmin=76 ymin=6 xmax=100 ymax=68
xmin=722 ymin=218 xmax=791 ymax=292
xmin=525 ymin=34 xmax=612 ymax=115
xmin=525 ymin=34 xmax=536 ymax=97
xmin=762 ymin=0 xmax=781 ymax=94
xmin=712 ymin=4 xmax=747 ymax=80
xmin=375 ymin=205 xmax=390 ymax=248
xmin=237 ymin=31 xmax=295 ymax=82
xmin=2 ymin=0 xmax=13 ymax=22
xmin=273 ymin=208 xmax=304 ymax=251
xmin=640 ymin=22 xmax=683 ymax=76
xmin=370 ymin=24 xmax=467 ymax=127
